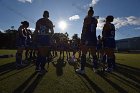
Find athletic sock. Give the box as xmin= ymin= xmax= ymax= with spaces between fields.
xmin=36 ymin=56 xmax=42 ymax=70
xmin=102 ymin=54 xmax=106 ymax=63
xmin=112 ymin=55 xmax=116 ymax=69
xmin=92 ymin=55 xmax=98 ymax=69
xmin=107 ymin=57 xmax=113 ymax=69
xmin=40 ymin=56 xmax=47 ymax=70
xmin=16 ymin=53 xmax=22 ymax=65
xmin=80 ymin=54 xmax=86 ymax=70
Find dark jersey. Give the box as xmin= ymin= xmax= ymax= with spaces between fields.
xmin=82 ymin=16 xmax=98 ymax=37
xmin=102 ymin=23 xmax=115 ymax=38
xmin=17 ymin=26 xmax=27 ymax=38
xmin=27 ymin=30 xmax=32 ymax=40
xmin=36 ymin=18 xmax=53 ymax=35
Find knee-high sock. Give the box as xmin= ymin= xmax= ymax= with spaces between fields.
xmin=36 ymin=56 xmax=42 ymax=69
xmin=16 ymin=53 xmax=22 ymax=65
xmin=107 ymin=57 xmax=113 ymax=69
xmin=102 ymin=54 xmax=107 ymax=63
xmin=40 ymin=56 xmax=47 ymax=70
xmin=93 ymin=55 xmax=98 ymax=69
xmin=112 ymin=54 xmax=116 ymax=69
xmin=80 ymin=54 xmax=86 ymax=70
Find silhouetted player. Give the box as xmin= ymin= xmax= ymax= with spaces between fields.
xmin=102 ymin=15 xmax=116 ymax=72
xmin=16 ymin=21 xmax=29 ymax=67
xmin=76 ymin=7 xmax=98 ymax=74
xmin=34 ymin=10 xmax=54 ymax=74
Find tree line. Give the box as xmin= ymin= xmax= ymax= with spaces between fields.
xmin=0 ymin=28 xmax=79 ymax=49
xmin=0 ymin=29 xmax=17 ymax=49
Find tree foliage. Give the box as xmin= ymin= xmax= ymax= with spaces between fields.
xmin=0 ymin=29 xmax=17 ymax=49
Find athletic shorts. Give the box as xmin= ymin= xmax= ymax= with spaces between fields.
xmin=72 ymin=46 xmax=79 ymax=51
xmin=26 ymin=39 xmax=32 ymax=48
xmin=103 ymin=38 xmax=116 ymax=49
xmin=36 ymin=34 xmax=50 ymax=47
xmin=58 ymin=44 xmax=65 ymax=51
xmin=97 ymin=44 xmax=102 ymax=50
xmin=81 ymin=33 xmax=97 ymax=47
xmin=16 ymin=37 xmax=26 ymax=48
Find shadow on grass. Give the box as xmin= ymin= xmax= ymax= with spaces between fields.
xmin=0 ymin=64 xmax=34 ymax=81
xmin=0 ymin=60 xmax=33 ymax=76
xmin=115 ymin=63 xmax=140 ymax=84
xmin=23 ymin=74 xmax=45 ymax=93
xmin=13 ymin=72 xmax=37 ymax=93
xmin=97 ymin=71 xmax=128 ymax=93
xmin=111 ymin=72 xmax=140 ymax=92
xmin=77 ymin=74 xmax=105 ymax=93
xmin=0 ymin=62 xmax=16 ymax=76
xmin=52 ymin=58 xmax=66 ymax=76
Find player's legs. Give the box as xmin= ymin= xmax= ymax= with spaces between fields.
xmin=104 ymin=38 xmax=116 ymax=72
xmin=35 ymin=35 xmax=50 ymax=73
xmin=16 ymin=37 xmax=26 ymax=67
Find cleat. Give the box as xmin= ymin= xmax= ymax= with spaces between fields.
xmin=76 ymin=68 xmax=85 ymax=74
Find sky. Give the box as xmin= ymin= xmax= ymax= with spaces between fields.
xmin=0 ymin=0 xmax=140 ymax=40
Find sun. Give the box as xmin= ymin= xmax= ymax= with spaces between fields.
xmin=58 ymin=20 xmax=67 ymax=31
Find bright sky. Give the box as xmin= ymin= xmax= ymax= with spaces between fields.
xmin=0 ymin=0 xmax=140 ymax=40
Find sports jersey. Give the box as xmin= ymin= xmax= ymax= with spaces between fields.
xmin=102 ymin=23 xmax=116 ymax=48
xmin=81 ymin=16 xmax=98 ymax=46
xmin=35 ymin=18 xmax=53 ymax=46
xmin=26 ymin=30 xmax=32 ymax=47
xmin=102 ymin=23 xmax=115 ymax=38
xmin=16 ymin=26 xmax=27 ymax=47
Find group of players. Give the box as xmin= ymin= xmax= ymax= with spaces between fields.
xmin=15 ymin=7 xmax=116 ymax=75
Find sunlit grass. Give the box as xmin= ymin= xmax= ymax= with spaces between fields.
xmin=0 ymin=50 xmax=140 ymax=93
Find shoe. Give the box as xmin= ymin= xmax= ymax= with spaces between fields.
xmin=35 ymin=67 xmax=40 ymax=72
xmin=16 ymin=64 xmax=22 ymax=68
xmin=38 ymin=69 xmax=48 ymax=75
xmin=93 ymin=68 xmax=97 ymax=73
xmin=101 ymin=67 xmax=105 ymax=72
xmin=76 ymin=68 xmax=85 ymax=74
xmin=23 ymin=60 xmax=28 ymax=64
xmin=105 ymin=68 xmax=112 ymax=72
xmin=21 ymin=62 xmax=27 ymax=66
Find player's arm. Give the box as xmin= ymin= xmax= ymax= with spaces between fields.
xmin=112 ymin=24 xmax=116 ymax=31
xmin=21 ymin=28 xmax=27 ymax=38
xmin=95 ymin=18 xmax=98 ymax=27
xmin=50 ymin=28 xmax=54 ymax=34
xmin=49 ymin=21 xmax=54 ymax=34
xmin=82 ymin=18 xmax=88 ymax=33
xmin=34 ymin=20 xmax=40 ymax=35
xmin=102 ymin=24 xmax=110 ymax=37
xmin=33 ymin=20 xmax=40 ymax=41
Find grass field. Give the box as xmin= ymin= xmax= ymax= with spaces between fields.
xmin=0 ymin=50 xmax=140 ymax=93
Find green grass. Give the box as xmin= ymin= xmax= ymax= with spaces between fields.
xmin=0 ymin=50 xmax=140 ymax=93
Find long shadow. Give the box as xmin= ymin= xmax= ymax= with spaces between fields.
xmin=97 ymin=72 xmax=128 ymax=93
xmin=115 ymin=63 xmax=140 ymax=84
xmin=0 ymin=62 xmax=16 ymax=76
xmin=13 ymin=72 xmax=37 ymax=93
xmin=111 ymin=73 xmax=140 ymax=92
xmin=0 ymin=61 xmax=33 ymax=76
xmin=52 ymin=58 xmax=66 ymax=76
xmin=77 ymin=74 xmax=105 ymax=93
xmin=0 ymin=65 xmax=34 ymax=81
xmin=23 ymin=74 xmax=45 ymax=93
